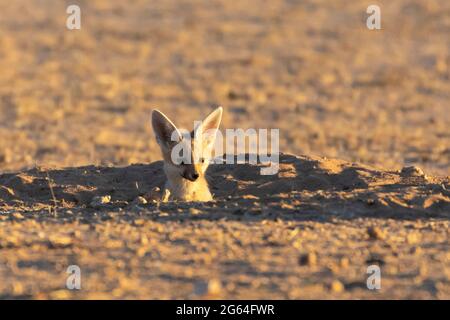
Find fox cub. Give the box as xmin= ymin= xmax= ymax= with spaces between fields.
xmin=151 ymin=107 xmax=223 ymax=202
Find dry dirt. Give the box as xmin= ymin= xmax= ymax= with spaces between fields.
xmin=0 ymin=0 xmax=449 ymax=299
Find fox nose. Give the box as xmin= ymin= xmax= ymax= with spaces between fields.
xmin=183 ymin=172 xmax=199 ymax=181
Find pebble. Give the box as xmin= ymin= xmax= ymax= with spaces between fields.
xmin=207 ymin=279 xmax=222 ymax=296
xmin=189 ymin=208 xmax=201 ymax=215
xmin=340 ymin=257 xmax=350 ymax=268
xmin=367 ymin=226 xmax=386 ymax=240
xmin=12 ymin=213 xmax=24 ymax=219
xmin=90 ymin=195 xmax=111 ymax=207
xmin=401 ymin=166 xmax=425 ymax=177
xmin=144 ymin=187 xmax=162 ymax=203
xmin=330 ymin=280 xmax=345 ymax=293
xmin=132 ymin=196 xmax=147 ymax=206
xmin=298 ymin=252 xmax=317 ymax=266
xmin=406 ymin=232 xmax=421 ymax=245
xmin=48 ymin=235 xmax=72 ymax=248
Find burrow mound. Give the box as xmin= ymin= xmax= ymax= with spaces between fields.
xmin=0 ymin=153 xmax=448 ymax=215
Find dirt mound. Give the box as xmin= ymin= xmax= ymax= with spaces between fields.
xmin=1 ymin=153 xmax=448 ymax=219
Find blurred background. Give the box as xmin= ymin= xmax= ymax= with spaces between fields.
xmin=0 ymin=0 xmax=448 ymax=175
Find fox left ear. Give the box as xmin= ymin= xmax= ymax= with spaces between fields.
xmin=151 ymin=109 xmax=183 ymax=152
xmin=195 ymin=106 xmax=223 ymax=148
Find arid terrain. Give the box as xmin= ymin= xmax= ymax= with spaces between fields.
xmin=0 ymin=0 xmax=449 ymax=299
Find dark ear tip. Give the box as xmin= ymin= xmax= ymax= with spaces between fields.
xmin=152 ymin=109 xmax=161 ymax=118
xmin=151 ymin=110 xmax=166 ymax=125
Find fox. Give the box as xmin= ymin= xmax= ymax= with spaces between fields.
xmin=151 ymin=107 xmax=223 ymax=202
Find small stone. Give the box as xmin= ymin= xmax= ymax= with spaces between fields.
xmin=105 ymin=239 xmax=123 ymax=249
xmin=162 ymin=189 xmax=171 ymax=202
xmin=330 ymin=280 xmax=345 ymax=293
xmin=242 ymin=194 xmax=259 ymax=200
xmin=12 ymin=282 xmax=24 ymax=295
xmin=340 ymin=257 xmax=350 ymax=268
xmin=132 ymin=196 xmax=147 ymax=206
xmin=207 ymin=279 xmax=222 ymax=296
xmin=12 ymin=213 xmax=24 ymax=219
xmin=419 ymin=263 xmax=428 ymax=276
xmin=136 ymin=246 xmax=149 ymax=257
xmin=90 ymin=195 xmax=111 ymax=207
xmin=134 ymin=219 xmax=145 ymax=226
xmin=48 ymin=235 xmax=72 ymax=248
xmin=0 ymin=186 xmax=15 ymax=199
xmin=189 ymin=208 xmax=201 ymax=215
xmin=298 ymin=252 xmax=317 ymax=266
xmin=140 ymin=235 xmax=149 ymax=245
xmin=367 ymin=226 xmax=386 ymax=240
xmin=406 ymin=232 xmax=421 ymax=245
xmin=144 ymin=187 xmax=162 ymax=203
xmin=401 ymin=166 xmax=425 ymax=177
xmin=289 ymin=228 xmax=300 ymax=240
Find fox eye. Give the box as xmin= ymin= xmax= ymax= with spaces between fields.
xmin=200 ymin=158 xmax=205 ymax=164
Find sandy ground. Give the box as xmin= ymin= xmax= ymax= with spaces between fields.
xmin=0 ymin=0 xmax=449 ymax=299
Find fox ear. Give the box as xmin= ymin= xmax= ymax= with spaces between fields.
xmin=202 ymin=106 xmax=223 ymax=133
xmin=195 ymin=106 xmax=223 ymax=149
xmin=152 ymin=110 xmax=182 ymax=150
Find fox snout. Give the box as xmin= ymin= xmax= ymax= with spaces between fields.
xmin=181 ymin=164 xmax=202 ymax=181
xmin=183 ymin=171 xmax=199 ymax=181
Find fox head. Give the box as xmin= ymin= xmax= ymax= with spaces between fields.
xmin=151 ymin=107 xmax=223 ymax=182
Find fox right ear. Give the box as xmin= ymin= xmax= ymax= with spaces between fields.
xmin=151 ymin=110 xmax=182 ymax=150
